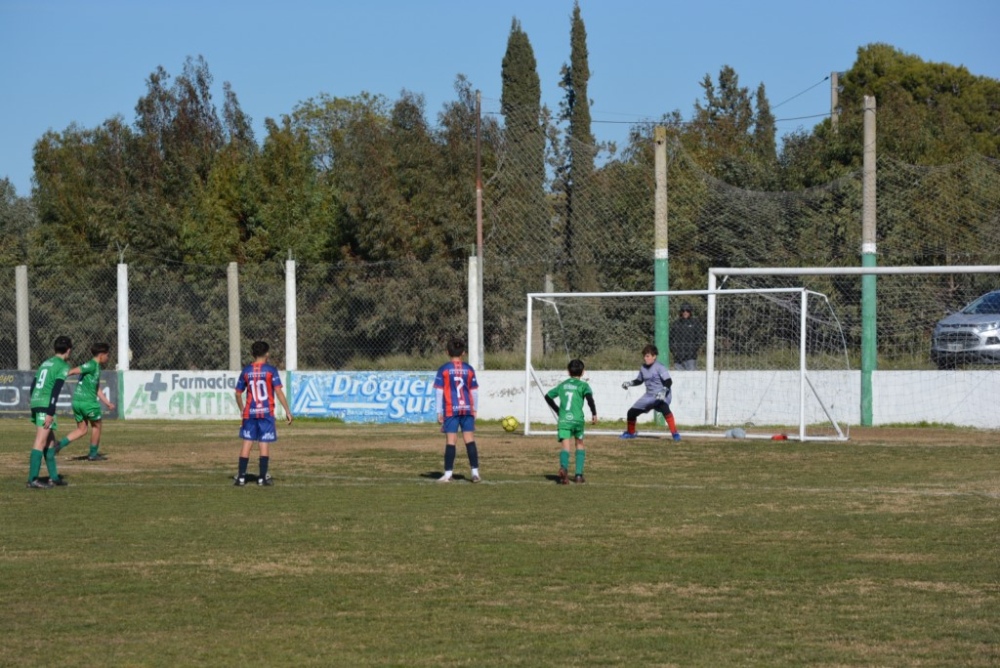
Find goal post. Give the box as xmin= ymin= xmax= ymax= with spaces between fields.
xmin=523 ymin=288 xmax=851 ymax=442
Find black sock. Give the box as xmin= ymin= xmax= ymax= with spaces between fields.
xmin=465 ymin=441 xmax=479 ymax=469
xmin=444 ymin=444 xmax=456 ymax=472
xmin=259 ymin=456 xmax=269 ymax=479
xmin=238 ymin=457 xmax=249 ymax=477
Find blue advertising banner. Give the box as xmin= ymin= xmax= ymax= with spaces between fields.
xmin=290 ymin=371 xmax=436 ymax=423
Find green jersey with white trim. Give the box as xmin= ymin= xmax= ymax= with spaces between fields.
xmin=30 ymin=355 xmax=71 ymax=413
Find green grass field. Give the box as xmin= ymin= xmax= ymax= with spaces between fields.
xmin=1 ymin=420 xmax=997 ymax=667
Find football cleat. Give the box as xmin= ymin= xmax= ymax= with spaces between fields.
xmin=619 ymin=432 xmax=637 ymax=440
xmin=257 ymin=474 xmax=273 ymax=486
xmin=26 ymin=479 xmax=53 ymax=489
xmin=50 ymin=477 xmax=68 ymax=487
xmin=87 ymin=453 xmax=108 ymax=461
xmin=471 ymin=475 xmax=481 ymax=483
xmin=436 ymin=475 xmax=452 ymax=483
xmin=234 ymin=476 xmax=246 ymax=487
xmin=557 ymin=467 xmax=569 ymax=485
xmin=672 ymin=433 xmax=681 ymax=442
xmin=573 ymin=474 xmax=586 ymax=484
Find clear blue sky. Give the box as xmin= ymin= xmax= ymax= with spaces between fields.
xmin=2 ymin=0 xmax=997 ymax=196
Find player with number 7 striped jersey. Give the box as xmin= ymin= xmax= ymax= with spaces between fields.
xmin=433 ymin=359 xmax=478 ymax=417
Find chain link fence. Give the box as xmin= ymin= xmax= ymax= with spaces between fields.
xmin=8 ymin=140 xmax=1000 ymax=371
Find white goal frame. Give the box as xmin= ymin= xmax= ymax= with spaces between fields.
xmin=523 ymin=288 xmax=850 ymax=442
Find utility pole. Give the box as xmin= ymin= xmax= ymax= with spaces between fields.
xmin=468 ymin=90 xmax=485 ymax=370
xmin=860 ymin=95 xmax=877 ymax=426
xmin=830 ymin=71 xmax=842 ymax=133
xmin=654 ymin=126 xmax=669 ymax=358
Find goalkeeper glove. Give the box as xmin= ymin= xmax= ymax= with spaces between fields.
xmin=622 ymin=381 xmax=632 ymax=390
xmin=655 ymin=390 xmax=666 ymax=401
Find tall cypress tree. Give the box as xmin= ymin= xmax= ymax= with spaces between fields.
xmin=559 ymin=1 xmax=597 ymax=291
xmin=498 ymin=18 xmax=549 ymax=292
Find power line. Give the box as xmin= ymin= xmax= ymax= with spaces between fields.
xmin=772 ymin=76 xmax=830 ymax=109
xmin=487 ymin=112 xmax=831 ymax=126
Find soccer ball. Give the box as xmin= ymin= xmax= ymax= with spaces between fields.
xmin=501 ymin=415 xmax=520 ymax=433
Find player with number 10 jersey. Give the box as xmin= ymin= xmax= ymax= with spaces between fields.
xmin=236 ymin=357 xmax=283 ymax=438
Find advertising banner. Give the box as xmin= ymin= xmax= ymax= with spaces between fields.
xmin=122 ymin=371 xmax=251 ymax=420
xmin=0 ymin=370 xmax=119 ymax=419
xmin=290 ymin=371 xmax=436 ymax=423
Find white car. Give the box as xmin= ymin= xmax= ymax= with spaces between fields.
xmin=931 ymin=290 xmax=1000 ymax=369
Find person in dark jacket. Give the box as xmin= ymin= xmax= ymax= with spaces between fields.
xmin=669 ymin=303 xmax=705 ymax=370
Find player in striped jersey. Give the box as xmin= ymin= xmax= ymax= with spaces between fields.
xmin=233 ymin=341 xmax=292 ymax=487
xmin=433 ymin=338 xmax=480 ymax=483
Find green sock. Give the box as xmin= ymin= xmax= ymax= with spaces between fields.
xmin=45 ymin=447 xmax=60 ymax=481
xmin=575 ymin=450 xmax=586 ymax=476
xmin=29 ymin=449 xmax=43 ymax=481
xmin=89 ymin=444 xmax=99 ymax=457
xmin=58 ymin=437 xmax=70 ymax=449
xmin=560 ymin=450 xmax=570 ymax=470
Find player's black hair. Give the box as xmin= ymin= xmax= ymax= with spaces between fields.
xmin=446 ymin=338 xmax=466 ymax=358
xmin=642 ymin=344 xmax=658 ymax=356
xmin=567 ymin=359 xmax=585 ymax=377
xmin=53 ymin=336 xmax=72 ymax=354
xmin=91 ymin=342 xmax=110 ymax=356
xmin=251 ymin=340 xmax=270 ymax=358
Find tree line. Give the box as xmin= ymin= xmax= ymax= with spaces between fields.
xmin=1 ymin=2 xmax=999 ymax=367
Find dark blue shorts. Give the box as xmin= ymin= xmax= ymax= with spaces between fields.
xmin=441 ymin=414 xmax=475 ymax=434
xmin=240 ymin=416 xmax=278 ymax=442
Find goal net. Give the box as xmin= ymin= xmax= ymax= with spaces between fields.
xmin=523 ymin=289 xmax=852 ymax=441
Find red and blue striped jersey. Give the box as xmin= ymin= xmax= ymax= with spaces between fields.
xmin=433 ymin=360 xmax=478 ymax=417
xmin=236 ymin=361 xmax=283 ymax=419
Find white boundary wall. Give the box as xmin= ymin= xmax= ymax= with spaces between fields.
xmin=116 ymin=369 xmax=1000 ymax=428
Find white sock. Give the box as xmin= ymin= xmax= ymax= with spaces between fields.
xmin=441 ymin=471 xmax=453 ymax=479
xmin=471 ymin=467 xmax=479 ymax=478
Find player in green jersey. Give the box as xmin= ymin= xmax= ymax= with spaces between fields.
xmin=27 ymin=335 xmax=80 ymax=488
xmin=54 ymin=342 xmax=115 ymax=461
xmin=544 ymin=359 xmax=597 ymax=484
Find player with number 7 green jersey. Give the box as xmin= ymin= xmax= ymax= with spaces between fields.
xmin=544 ymin=359 xmax=596 ymax=485
xmin=545 ymin=377 xmax=594 ymax=428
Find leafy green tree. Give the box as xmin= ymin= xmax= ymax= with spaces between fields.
xmin=0 ymin=177 xmax=36 ymax=265
xmin=841 ymin=43 xmax=1000 ymax=164
xmin=185 ymin=83 xmax=261 ymax=263
xmin=31 ymin=118 xmax=137 ymax=266
xmin=256 ymin=115 xmax=337 ymax=264
xmin=686 ymin=65 xmax=776 ymax=189
xmin=752 ymin=83 xmax=778 ymax=189
xmin=131 ymin=56 xmax=226 ymax=264
xmin=437 ymin=75 xmax=500 ymax=257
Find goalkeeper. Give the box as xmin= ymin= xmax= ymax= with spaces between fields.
xmin=619 ymin=344 xmax=680 ymax=441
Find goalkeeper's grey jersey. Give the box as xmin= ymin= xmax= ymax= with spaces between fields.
xmin=631 ymin=360 xmax=672 ymax=404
